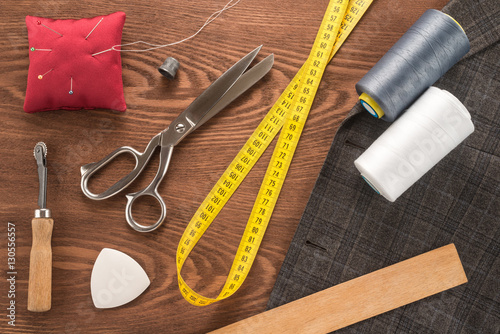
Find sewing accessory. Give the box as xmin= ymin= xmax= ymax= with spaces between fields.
xmin=211 ymin=244 xmax=467 ymax=333
xmin=176 ymin=0 xmax=372 ymax=306
xmin=356 ymin=9 xmax=470 ymax=121
xmin=91 ymin=248 xmax=150 ymax=309
xmin=158 ymin=57 xmax=180 ymax=80
xmin=80 ymin=46 xmax=274 ymax=232
xmin=28 ymin=142 xmax=53 ymax=312
xmin=24 ymin=12 xmax=126 ymax=113
xmin=355 ymin=87 xmax=474 ymax=202
xmin=40 ymin=22 xmax=63 ymax=36
xmin=37 ymin=68 xmax=53 ymax=80
xmin=85 ymin=17 xmax=104 ymax=40
xmin=30 ymin=47 xmax=52 ymax=52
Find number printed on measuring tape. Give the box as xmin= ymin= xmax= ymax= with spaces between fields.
xmin=176 ymin=0 xmax=373 ymax=306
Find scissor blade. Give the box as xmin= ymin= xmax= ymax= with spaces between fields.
xmin=162 ymin=45 xmax=262 ymax=146
xmin=194 ymin=53 xmax=274 ymax=131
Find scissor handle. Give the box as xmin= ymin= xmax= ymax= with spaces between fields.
xmin=80 ymin=135 xmax=161 ymax=200
xmin=124 ymin=190 xmax=166 ymax=233
xmin=124 ymin=145 xmax=174 ymax=232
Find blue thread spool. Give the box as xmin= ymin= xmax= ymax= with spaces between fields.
xmin=356 ymin=9 xmax=470 ymax=122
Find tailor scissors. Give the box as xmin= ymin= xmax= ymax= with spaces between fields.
xmin=80 ymin=46 xmax=273 ymax=232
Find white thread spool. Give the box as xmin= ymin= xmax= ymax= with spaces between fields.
xmin=354 ymin=87 xmax=474 ymax=202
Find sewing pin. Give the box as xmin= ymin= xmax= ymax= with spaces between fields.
xmin=85 ymin=17 xmax=104 ymax=40
xmin=40 ymin=23 xmax=63 ymax=37
xmin=38 ymin=68 xmax=53 ymax=80
xmin=69 ymin=77 xmax=73 ymax=95
xmin=30 ymin=47 xmax=52 ymax=52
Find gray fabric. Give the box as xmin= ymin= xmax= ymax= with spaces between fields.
xmin=267 ymin=0 xmax=500 ymax=333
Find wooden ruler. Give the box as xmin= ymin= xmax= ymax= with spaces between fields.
xmin=211 ymin=244 xmax=467 ymax=333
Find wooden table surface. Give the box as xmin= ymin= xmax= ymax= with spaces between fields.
xmin=0 ymin=0 xmax=448 ymax=332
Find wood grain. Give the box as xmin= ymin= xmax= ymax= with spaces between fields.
xmin=211 ymin=244 xmax=468 ymax=334
xmin=0 ymin=0 xmax=450 ymax=332
xmin=28 ymin=218 xmax=53 ymax=312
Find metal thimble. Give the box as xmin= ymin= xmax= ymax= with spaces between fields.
xmin=158 ymin=57 xmax=180 ymax=80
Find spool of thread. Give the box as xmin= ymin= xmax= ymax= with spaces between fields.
xmin=356 ymin=9 xmax=470 ymax=122
xmin=354 ymin=87 xmax=474 ymax=202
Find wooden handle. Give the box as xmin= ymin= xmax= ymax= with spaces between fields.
xmin=211 ymin=244 xmax=467 ymax=334
xmin=28 ymin=217 xmax=53 ymax=312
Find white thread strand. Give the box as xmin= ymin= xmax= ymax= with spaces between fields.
xmin=92 ymin=0 xmax=241 ymax=57
xmin=86 ymin=17 xmax=104 ymax=40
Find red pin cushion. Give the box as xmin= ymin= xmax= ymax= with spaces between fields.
xmin=24 ymin=12 xmax=127 ymax=113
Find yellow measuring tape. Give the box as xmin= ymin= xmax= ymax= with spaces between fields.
xmin=177 ymin=0 xmax=373 ymax=306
